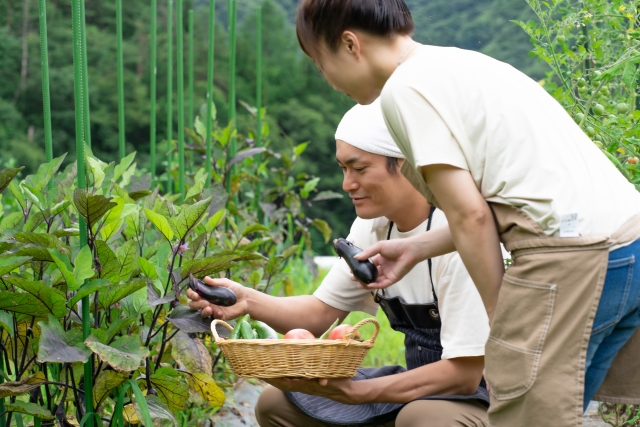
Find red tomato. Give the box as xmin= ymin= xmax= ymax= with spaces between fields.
xmin=328 ymin=324 xmax=360 ymax=340
xmin=628 ymin=157 xmax=639 ymax=165
xmin=283 ymin=329 xmax=315 ymax=339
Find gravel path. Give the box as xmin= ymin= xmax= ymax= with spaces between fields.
xmin=210 ymin=381 xmax=610 ymax=427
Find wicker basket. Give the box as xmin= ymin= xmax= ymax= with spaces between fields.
xmin=211 ymin=318 xmax=380 ymax=378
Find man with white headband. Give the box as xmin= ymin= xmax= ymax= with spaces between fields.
xmin=188 ymin=100 xmax=490 ymax=427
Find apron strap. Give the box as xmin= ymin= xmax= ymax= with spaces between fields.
xmin=387 ymin=205 xmax=439 ymax=303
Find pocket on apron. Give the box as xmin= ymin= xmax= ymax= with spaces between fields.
xmin=485 ymin=273 xmax=557 ymax=400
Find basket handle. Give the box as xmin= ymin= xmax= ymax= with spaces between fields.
xmin=211 ymin=319 xmax=234 ymax=343
xmin=345 ymin=318 xmax=380 ymax=344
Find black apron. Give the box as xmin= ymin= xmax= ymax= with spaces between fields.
xmin=287 ymin=207 xmax=490 ymax=426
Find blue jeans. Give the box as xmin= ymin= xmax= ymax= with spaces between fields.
xmin=584 ymin=239 xmax=640 ymax=411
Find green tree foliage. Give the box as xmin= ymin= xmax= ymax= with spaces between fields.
xmin=0 ymin=0 xmax=547 ymax=252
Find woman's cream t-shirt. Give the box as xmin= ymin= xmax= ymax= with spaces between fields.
xmin=314 ymin=209 xmax=490 ymax=360
xmin=380 ymin=46 xmax=640 ymax=239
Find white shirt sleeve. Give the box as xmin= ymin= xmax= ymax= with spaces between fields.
xmin=435 ymin=252 xmax=490 ymax=359
xmin=381 ymin=79 xmax=469 ymax=172
xmin=313 ymin=221 xmax=379 ymax=316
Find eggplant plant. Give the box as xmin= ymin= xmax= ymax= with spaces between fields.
xmin=0 ymin=131 xmax=328 ymax=426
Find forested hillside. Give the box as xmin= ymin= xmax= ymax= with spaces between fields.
xmin=0 ymin=0 xmax=546 ymax=252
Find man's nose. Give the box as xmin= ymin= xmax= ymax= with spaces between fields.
xmin=342 ymin=172 xmax=358 ymax=193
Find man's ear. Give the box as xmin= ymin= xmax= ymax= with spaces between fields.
xmin=341 ymin=30 xmax=361 ymax=58
xmin=397 ymin=158 xmax=405 ymax=167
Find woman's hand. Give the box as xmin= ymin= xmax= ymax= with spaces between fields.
xmin=261 ymin=378 xmax=365 ymax=405
xmin=352 ymin=236 xmax=423 ymax=289
xmin=187 ymin=277 xmax=249 ymax=320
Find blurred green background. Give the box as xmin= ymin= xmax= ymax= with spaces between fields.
xmin=0 ymin=0 xmax=544 ymax=253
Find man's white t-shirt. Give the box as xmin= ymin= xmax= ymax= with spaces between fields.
xmin=380 ymin=46 xmax=640 ymax=241
xmin=314 ymin=209 xmax=490 ymax=360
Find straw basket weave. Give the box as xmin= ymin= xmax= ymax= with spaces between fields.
xmin=211 ymin=318 xmax=380 ymax=378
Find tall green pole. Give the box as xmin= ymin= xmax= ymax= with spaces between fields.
xmin=205 ymin=0 xmax=215 ymax=187
xmin=150 ymin=0 xmax=158 ymax=184
xmin=176 ymin=0 xmax=185 ymax=199
xmin=225 ymin=0 xmax=237 ymax=195
xmin=39 ymin=0 xmax=53 ymax=174
xmin=116 ymin=0 xmax=126 ymax=159
xmin=71 ymin=0 xmax=94 ymax=425
xmin=253 ymin=4 xmax=262 ymax=213
xmin=167 ymin=0 xmax=174 ymax=192
xmin=81 ymin=0 xmax=91 ymax=148
xmin=188 ymin=8 xmax=194 ymax=129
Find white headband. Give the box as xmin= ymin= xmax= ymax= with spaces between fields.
xmin=335 ymin=98 xmax=405 ymax=159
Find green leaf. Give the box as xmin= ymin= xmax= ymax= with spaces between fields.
xmin=37 ymin=314 xmax=92 ymax=363
xmin=185 ymin=174 xmax=207 ymax=203
xmin=93 ymin=370 xmax=128 ymax=407
xmin=23 ymin=154 xmax=66 ymax=193
xmin=73 ymin=245 xmax=95 ymax=285
xmin=170 ymin=331 xmax=212 ymax=375
xmin=14 ymin=232 xmax=70 ymax=255
xmin=73 ymin=189 xmax=117 ymax=228
xmin=100 ymin=218 xmax=124 ymax=242
xmin=113 ymin=152 xmax=136 ymax=183
xmin=138 ymin=257 xmax=158 ymax=279
xmin=241 ymin=224 xmax=270 ymax=238
xmin=0 ymin=167 xmax=24 ymax=194
xmin=144 ymin=208 xmax=174 ymax=242
xmin=84 ymin=335 xmax=150 ymax=372
xmin=86 ymin=156 xmax=106 ymax=189
xmin=96 ymin=240 xmax=119 ymax=281
xmin=4 ymin=402 xmax=54 ymax=420
xmin=0 ymin=310 xmax=14 ymax=336
xmin=204 ymin=209 xmax=226 ymax=232
xmin=0 ymin=212 xmax=23 ymax=231
xmin=622 ymin=61 xmax=638 ymax=89
xmin=227 ymin=148 xmax=267 ymax=169
xmin=149 ymin=373 xmax=189 ymax=411
xmin=104 ymin=318 xmax=136 ymax=344
xmin=166 ymin=305 xmax=212 ymax=333
xmin=16 ymin=246 xmax=55 ymax=262
xmin=180 ymin=251 xmax=264 ymax=280
xmin=0 ymin=255 xmax=32 ymax=275
xmin=294 ymin=142 xmax=309 ymax=157
xmin=0 ymin=292 xmax=52 ymax=319
xmin=98 ymin=279 xmax=147 ymax=309
xmin=312 ymin=190 xmax=344 ymax=201
xmin=0 ymin=372 xmax=46 ymax=399
xmin=115 ymin=239 xmax=138 ymax=282
xmin=137 ymin=395 xmax=177 ymax=427
xmin=4 ymin=278 xmax=67 ymax=318
xmin=300 ymin=177 xmax=320 ymax=198
xmin=311 ymin=219 xmax=332 ymax=243
xmin=281 ymin=245 xmax=300 ymax=260
xmin=68 ymin=279 xmax=111 ymax=308
xmin=185 ymin=373 xmax=225 ymax=407
xmin=169 ymin=196 xmax=213 ymax=241
xmin=49 ymin=249 xmax=77 ymax=289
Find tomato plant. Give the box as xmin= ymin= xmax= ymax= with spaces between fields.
xmin=515 ymin=0 xmax=640 ymax=188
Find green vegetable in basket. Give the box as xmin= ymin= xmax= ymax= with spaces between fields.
xmin=230 ymin=314 xmax=248 ymax=339
xmin=318 ymin=318 xmax=340 ymax=340
xmin=251 ymin=320 xmax=278 ymax=339
xmin=239 ymin=319 xmax=256 ymax=339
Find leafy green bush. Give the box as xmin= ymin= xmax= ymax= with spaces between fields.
xmin=0 ymin=106 xmax=336 ymax=426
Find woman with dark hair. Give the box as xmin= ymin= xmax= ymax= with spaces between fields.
xmin=285 ymin=1 xmax=640 ymax=426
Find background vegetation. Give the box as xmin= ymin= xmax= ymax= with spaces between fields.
xmin=0 ymin=0 xmax=546 ymax=253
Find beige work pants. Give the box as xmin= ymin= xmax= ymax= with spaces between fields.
xmin=255 ymin=386 xmax=489 ymax=427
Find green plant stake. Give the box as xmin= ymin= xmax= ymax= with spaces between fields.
xmin=226 ymin=0 xmax=237 ymax=196
xmin=71 ymin=0 xmax=94 ymax=424
xmin=81 ymin=0 xmax=91 ymax=148
xmin=177 ymin=0 xmax=185 ymax=199
xmin=0 ymin=356 xmax=4 ymax=427
xmin=188 ymin=8 xmax=194 ymax=130
xmin=167 ymin=0 xmax=174 ymax=193
xmin=150 ymin=0 xmax=157 ymax=184
xmin=116 ymin=0 xmax=125 ymax=159
xmin=38 ymin=0 xmax=53 ymax=184
xmin=204 ymin=0 xmax=215 ymax=187
xmin=254 ymin=3 xmax=263 ymax=215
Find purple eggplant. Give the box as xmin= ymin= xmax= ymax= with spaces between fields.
xmin=333 ymin=238 xmax=378 ymax=285
xmin=188 ymin=275 xmax=237 ymax=306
